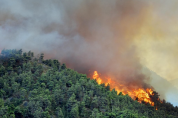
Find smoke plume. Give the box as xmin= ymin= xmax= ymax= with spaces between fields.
xmin=0 ymin=0 xmax=178 ymax=105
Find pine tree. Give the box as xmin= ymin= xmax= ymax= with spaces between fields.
xmin=90 ymin=108 xmax=102 ymax=118
xmin=39 ymin=53 xmax=44 ymax=63
xmin=66 ymin=94 xmax=77 ymax=115
xmin=56 ymin=107 xmax=64 ymax=118
xmin=61 ymin=63 xmax=66 ymax=70
xmin=91 ymin=95 xmax=99 ymax=109
xmin=69 ymin=104 xmax=79 ymax=118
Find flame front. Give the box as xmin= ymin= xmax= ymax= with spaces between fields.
xmin=92 ymin=71 xmax=154 ymax=106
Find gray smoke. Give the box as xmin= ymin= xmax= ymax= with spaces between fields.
xmin=0 ymin=0 xmax=178 ymax=105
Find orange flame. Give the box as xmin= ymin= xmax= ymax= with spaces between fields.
xmin=92 ymin=71 xmax=155 ymax=106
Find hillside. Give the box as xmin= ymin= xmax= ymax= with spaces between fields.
xmin=0 ymin=49 xmax=178 ymax=118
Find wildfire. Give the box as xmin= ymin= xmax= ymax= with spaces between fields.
xmin=92 ymin=71 xmax=155 ymax=106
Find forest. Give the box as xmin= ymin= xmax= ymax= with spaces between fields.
xmin=0 ymin=49 xmax=178 ymax=118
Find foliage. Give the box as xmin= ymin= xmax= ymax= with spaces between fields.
xmin=0 ymin=49 xmax=177 ymax=118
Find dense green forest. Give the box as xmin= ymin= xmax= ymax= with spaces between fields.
xmin=0 ymin=49 xmax=178 ymax=118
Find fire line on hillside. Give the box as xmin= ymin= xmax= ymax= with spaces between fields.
xmin=92 ymin=71 xmax=159 ymax=106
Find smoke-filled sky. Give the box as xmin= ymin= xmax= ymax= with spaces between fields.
xmin=0 ymin=0 xmax=178 ymax=106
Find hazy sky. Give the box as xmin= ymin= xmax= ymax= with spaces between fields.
xmin=0 ymin=0 xmax=178 ymax=106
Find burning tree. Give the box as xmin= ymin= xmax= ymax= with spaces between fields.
xmin=92 ymin=71 xmax=163 ymax=108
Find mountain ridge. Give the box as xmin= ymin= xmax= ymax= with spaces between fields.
xmin=0 ymin=49 xmax=178 ymax=118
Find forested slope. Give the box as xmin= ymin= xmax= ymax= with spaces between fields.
xmin=0 ymin=49 xmax=178 ymax=118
